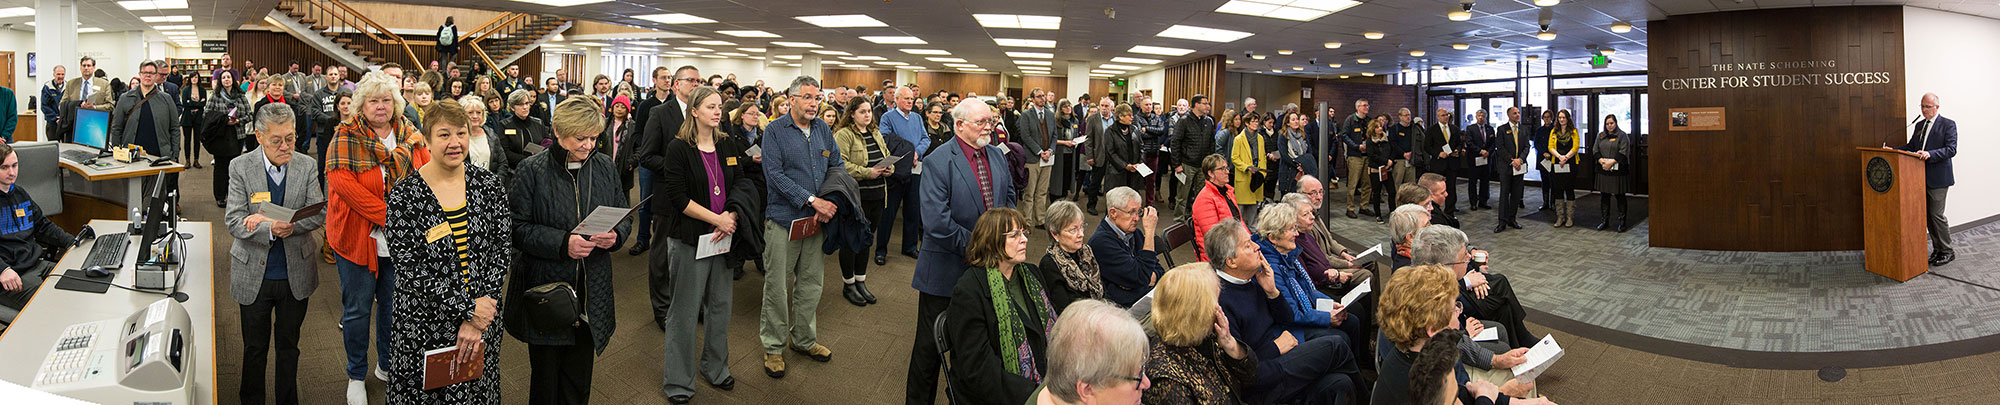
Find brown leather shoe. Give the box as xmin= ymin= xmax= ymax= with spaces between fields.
xmin=792 ymin=344 xmax=833 ymax=362
xmin=762 ymin=353 xmax=786 ymax=378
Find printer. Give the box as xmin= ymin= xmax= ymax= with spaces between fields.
xmin=31 ymin=297 xmax=197 ymax=404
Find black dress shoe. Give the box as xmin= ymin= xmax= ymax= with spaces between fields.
xmin=856 ymin=281 xmax=879 ymax=304
xmin=843 ymin=283 xmax=868 ymax=307
xmin=874 ymin=254 xmax=887 ymax=266
xmin=628 ymin=240 xmax=650 ymax=256
xmin=1595 ymin=221 xmax=1610 ymax=231
xmin=708 ymin=376 xmax=736 ymax=391
xmin=1933 ymin=252 xmax=1956 ymax=266
xmin=1616 ymin=222 xmax=1629 ymax=233
xmin=669 ymin=394 xmax=691 ymax=404
xmin=1346 ymin=210 xmax=1358 ymax=219
xmin=1508 ymin=221 xmax=1523 ymax=229
xmin=1494 ymin=226 xmax=1508 ymax=234
xmin=900 ymin=249 xmax=919 ymax=259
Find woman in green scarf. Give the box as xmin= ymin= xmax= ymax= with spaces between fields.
xmin=945 ymin=207 xmax=1060 ymax=405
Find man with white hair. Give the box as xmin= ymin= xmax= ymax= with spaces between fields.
xmin=875 ymin=86 xmax=928 ymax=264
xmin=1209 ymin=219 xmax=1363 ymax=404
xmin=1090 ymin=187 xmax=1163 ymax=307
xmin=1898 ymin=92 xmax=1957 ymax=266
xmin=907 ymin=98 xmax=1018 ymax=404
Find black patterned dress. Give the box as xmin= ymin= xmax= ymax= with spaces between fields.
xmin=384 ymin=165 xmax=513 ymax=404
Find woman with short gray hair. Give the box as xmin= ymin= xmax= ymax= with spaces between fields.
xmin=1253 ymin=202 xmax=1371 ymax=369
xmin=494 ymin=88 xmax=550 ymax=179
xmin=1031 ymin=299 xmax=1149 ymax=405
xmin=1037 ymin=201 xmax=1100 ymax=312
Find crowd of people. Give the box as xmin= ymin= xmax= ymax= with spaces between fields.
xmin=13 ymin=49 xmax=1635 ymax=405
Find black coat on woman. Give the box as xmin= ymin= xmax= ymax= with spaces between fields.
xmin=1097 ymin=121 xmax=1143 ymax=192
xmin=1049 ymin=121 xmax=1078 ymax=197
xmin=600 ymin=115 xmax=640 ymax=189
xmin=656 ymin=133 xmax=758 ymax=246
xmin=505 ymin=145 xmax=629 ymax=352
xmin=383 ymin=165 xmax=512 ymax=404
xmin=945 ymin=264 xmax=1055 ymax=405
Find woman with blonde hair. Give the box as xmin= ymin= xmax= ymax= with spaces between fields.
xmin=1143 ymin=264 xmax=1255 ymax=404
xmin=326 ymin=72 xmax=427 ymax=403
xmin=1374 ymin=265 xmax=1550 ymax=405
xmin=456 ymin=94 xmax=504 ymax=174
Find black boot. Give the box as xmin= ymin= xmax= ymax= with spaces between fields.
xmin=1596 ymin=199 xmax=1612 ymax=231
xmin=856 ymin=281 xmax=878 ymax=304
xmin=1615 ymin=195 xmax=1630 ymax=233
xmin=843 ymin=283 xmax=868 ymax=306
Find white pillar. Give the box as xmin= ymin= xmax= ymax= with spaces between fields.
xmin=122 ymin=31 xmax=146 ymax=70
xmin=801 ymin=55 xmax=822 ymax=80
xmin=36 ymin=0 xmax=77 ymax=81
xmin=584 ymin=46 xmax=603 ymax=83
xmin=1065 ymin=60 xmax=1090 ymax=100
xmin=896 ymin=69 xmax=917 ymax=87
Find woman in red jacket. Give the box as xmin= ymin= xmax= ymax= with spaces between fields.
xmin=1190 ymin=154 xmax=1243 ymax=262
xmin=324 ymin=72 xmax=429 ymax=403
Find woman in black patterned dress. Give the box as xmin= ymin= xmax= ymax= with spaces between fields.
xmin=384 ymin=100 xmax=513 ymax=404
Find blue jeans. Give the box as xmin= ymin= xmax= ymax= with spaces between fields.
xmin=335 ymin=255 xmax=395 ymax=381
xmin=634 ymin=167 xmax=656 ymax=244
xmin=875 ymin=178 xmax=920 ymax=256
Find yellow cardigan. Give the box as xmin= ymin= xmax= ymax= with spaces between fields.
xmin=835 ymin=126 xmax=891 ymax=180
xmin=1547 ymin=128 xmax=1580 ymax=162
xmin=1230 ymin=131 xmax=1266 ymax=205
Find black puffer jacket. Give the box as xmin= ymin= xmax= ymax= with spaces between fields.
xmin=1171 ymin=114 xmax=1218 ymax=164
xmin=504 ymin=144 xmax=629 ymax=352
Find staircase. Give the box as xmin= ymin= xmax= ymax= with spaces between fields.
xmin=268 ymin=0 xmax=569 ymax=74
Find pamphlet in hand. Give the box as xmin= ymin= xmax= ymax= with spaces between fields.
xmin=1175 ymin=172 xmax=1189 ymax=184
xmin=1442 ymin=144 xmax=1454 ymax=155
xmin=524 ymin=142 xmax=547 ymax=156
xmin=1512 ymin=164 xmax=1528 ymax=176
xmin=1135 ymin=163 xmax=1153 ymax=178
xmin=871 ymin=153 xmax=905 ymax=170
xmin=570 ymin=195 xmax=649 ymax=236
xmin=1338 ymin=281 xmax=1371 ymax=308
xmin=1473 ymin=327 xmax=1501 ymax=342
xmin=423 ymin=344 xmax=486 ymax=390
xmin=1039 ymin=155 xmax=1054 ymax=167
xmin=1552 ymin=163 xmax=1571 ymax=174
xmin=1070 ymin=136 xmax=1088 ymax=145
xmin=746 ymin=144 xmax=763 ymax=158
xmin=696 ymin=232 xmax=731 ymax=259
xmin=1314 ymin=298 xmax=1340 ymax=314
xmin=1511 ymin=335 xmax=1566 ymax=382
xmin=1350 ymin=244 xmax=1387 ymax=265
xmin=1475 ymin=156 xmax=1489 ymax=166
xmin=258 ymin=202 xmax=326 ymax=223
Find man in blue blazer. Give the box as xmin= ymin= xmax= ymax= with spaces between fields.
xmin=1090 ymin=186 xmax=1163 ymax=307
xmin=905 ymin=98 xmax=1017 ymax=404
xmin=1897 ymin=93 xmax=1957 ymax=266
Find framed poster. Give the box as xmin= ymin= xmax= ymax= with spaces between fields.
xmin=25 ymin=52 xmax=33 ymax=77
xmin=1668 ymin=107 xmax=1726 ymax=131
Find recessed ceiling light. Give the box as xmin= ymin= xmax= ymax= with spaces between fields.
xmin=902 ymin=49 xmax=950 ymax=55
xmin=1271 ymin=69 xmax=1283 ymax=73
xmin=78 ymin=27 xmax=104 ymax=33
xmin=874 ymin=61 xmax=907 ymax=66
xmin=1356 ymin=58 xmax=1371 ymax=63
xmin=718 ymin=52 xmax=750 ymax=57
xmin=1226 ymin=59 xmax=1235 ymax=64
xmin=1293 ymin=66 xmax=1304 ymax=70
xmin=995 ymin=38 xmax=1057 ymax=48
xmin=1364 ymin=31 xmax=1385 ymax=39
xmin=690 ymin=40 xmax=735 ymax=46
xmin=1214 ymin=0 xmax=1360 ymax=22
xmin=1535 ymin=0 xmax=1560 ymax=6
xmin=573 ymin=42 xmax=612 ymax=47
xmin=1015 ymin=60 xmax=1052 ymax=66
xmin=718 ymin=30 xmax=779 ymax=38
xmin=622 ymin=48 xmax=658 ymax=53
xmin=1156 ymin=25 xmax=1253 ymax=43
xmin=771 ymin=41 xmax=822 ymax=48
xmin=1091 ymin=69 xmax=1125 ymax=74
xmin=1277 ymin=50 xmax=1294 ymax=55
xmin=1340 ymin=75 xmax=1351 ymax=79
xmin=861 ymin=36 xmax=926 ymax=44
xmin=1453 ymin=43 xmax=1470 ymax=50
xmin=701 ymin=55 xmax=726 ymax=59
xmin=1129 ymin=45 xmax=1195 ymax=56
xmin=629 ymin=41 xmax=669 ymax=46
xmin=635 ymin=13 xmax=715 ymax=24
xmin=836 ymin=56 xmax=862 ymax=60
xmin=1609 ymin=22 xmax=1633 ymax=33
xmin=152 ymin=25 xmax=193 ymax=30
xmin=1410 ymin=50 xmax=1425 ymax=57
xmin=1448 ymin=10 xmax=1472 ymax=21
xmin=117 ymin=0 xmax=187 ymax=10
xmin=738 ymin=47 xmax=766 ymax=53
xmin=1006 ymin=52 xmax=1054 ymax=58
xmin=1328 ymin=63 xmax=1342 ymax=68
xmin=162 ymin=31 xmax=196 ymax=36
xmin=895 ymin=66 xmax=926 ymax=70
xmin=1402 ymin=68 xmax=1413 ymax=72
xmin=1324 ymin=42 xmax=1342 ymax=49
xmin=972 ymin=14 xmax=1061 ymax=30
xmin=1109 ymin=57 xmax=1162 ymax=65
xmin=1537 ymin=30 xmax=1557 ymax=40
xmin=1432 ymin=64 xmax=1444 ymax=69
xmin=1599 ymin=48 xmax=1616 ymax=56
xmin=840 ymin=64 xmax=869 ymax=69
xmin=1525 ymin=55 xmax=1540 ymax=60
xmin=1484 ymin=59 xmax=1497 ymax=64
xmin=959 ymin=68 xmax=989 ymax=72
xmin=810 ymin=50 xmax=850 ymax=56
xmin=749 ymin=56 xmax=766 ymax=60
xmin=1362 ymin=72 xmax=1376 ymax=77
xmin=943 ymin=63 xmax=979 ymax=68
xmin=1090 ymin=73 xmax=1114 ymax=77
xmin=795 ymin=14 xmax=887 ymax=28
xmin=1251 ymin=54 xmax=1266 ymax=60
xmin=140 ymin=15 xmax=191 ymax=22
xmin=1100 ymin=64 xmax=1141 ymax=70
xmin=853 ymin=56 xmax=886 ymax=61
xmin=926 ymin=57 xmax=967 ymax=62
xmin=674 ymin=47 xmax=713 ymax=52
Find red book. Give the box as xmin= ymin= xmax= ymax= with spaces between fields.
xmin=423 ymin=344 xmax=485 ymax=390
xmin=789 ymin=216 xmax=822 ymax=241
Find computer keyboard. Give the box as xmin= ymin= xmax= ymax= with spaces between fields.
xmin=82 ymin=233 xmax=129 ymax=270
xmin=61 ymin=149 xmax=100 ymax=163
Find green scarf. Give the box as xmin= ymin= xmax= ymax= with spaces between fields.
xmin=986 ymin=264 xmax=1056 ymax=381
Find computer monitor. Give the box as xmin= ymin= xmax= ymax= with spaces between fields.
xmin=138 ymin=171 xmax=180 ymax=266
xmin=73 ymin=108 xmax=111 ymax=150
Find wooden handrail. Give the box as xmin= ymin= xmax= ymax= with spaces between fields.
xmin=323 ymin=0 xmax=426 ymax=74
xmin=467 ymin=13 xmax=532 ymax=45
xmin=300 ymin=0 xmax=385 ymax=44
xmin=470 ymin=43 xmax=500 ymax=75
xmin=463 ymin=12 xmax=516 ymax=40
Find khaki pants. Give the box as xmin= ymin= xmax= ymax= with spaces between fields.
xmin=1393 ymin=159 xmax=1415 ymax=187
xmin=1178 ymin=163 xmax=1208 ymax=216
xmin=1023 ymin=163 xmax=1051 ymax=226
xmin=1345 ymin=157 xmax=1371 ymax=211
xmin=759 ymin=221 xmax=825 ymax=353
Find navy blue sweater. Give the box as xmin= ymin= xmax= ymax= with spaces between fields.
xmin=1217 ymin=274 xmax=1300 ymax=362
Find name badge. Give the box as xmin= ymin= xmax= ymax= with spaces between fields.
xmin=726 ymin=157 xmax=738 ymax=166
xmin=250 ymin=192 xmax=271 ymax=204
xmin=505 ymin=129 xmax=518 ymax=135
xmin=821 ymin=150 xmax=831 ymax=157
xmin=13 ymin=208 xmax=24 ymax=218
xmin=425 ymin=222 xmax=452 ymax=243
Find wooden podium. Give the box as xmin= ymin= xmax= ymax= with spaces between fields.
xmin=1857 ymin=147 xmax=1928 ymax=281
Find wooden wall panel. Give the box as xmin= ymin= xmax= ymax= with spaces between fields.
xmin=1164 ymin=55 xmax=1227 ymax=109
xmin=1646 ymin=6 xmax=1906 ymax=251
xmin=916 ymin=72 xmax=1000 ymax=96
xmin=819 ymin=68 xmax=895 ymax=91
xmin=1013 ymin=76 xmax=1112 ymax=100
xmin=224 ymin=30 xmax=541 ymax=83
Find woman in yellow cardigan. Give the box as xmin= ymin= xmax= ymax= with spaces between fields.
xmin=1231 ymin=112 xmax=1268 ymax=216
xmin=832 ymin=97 xmax=890 ymax=307
xmin=1544 ymin=109 xmax=1582 ymax=227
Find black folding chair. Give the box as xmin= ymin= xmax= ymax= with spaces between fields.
xmin=934 ymin=312 xmax=959 ymax=405
xmin=1159 ymin=220 xmax=1198 ymax=268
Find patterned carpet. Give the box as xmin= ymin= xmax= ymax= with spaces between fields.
xmin=1319 ymin=183 xmax=2000 ymax=353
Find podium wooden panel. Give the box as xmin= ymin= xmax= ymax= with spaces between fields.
xmin=1858 ymin=147 xmax=1928 ymax=281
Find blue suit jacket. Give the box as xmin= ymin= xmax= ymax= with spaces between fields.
xmin=1088 ymin=219 xmax=1163 ymax=307
xmin=1896 ymin=116 xmax=1956 ymax=189
xmin=913 ymin=136 xmax=1018 ymax=297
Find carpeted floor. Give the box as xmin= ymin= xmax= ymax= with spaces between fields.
xmin=166 ymin=162 xmax=1994 ymax=404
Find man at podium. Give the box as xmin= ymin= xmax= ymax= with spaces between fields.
xmin=1895 ymin=93 xmax=1957 ymax=267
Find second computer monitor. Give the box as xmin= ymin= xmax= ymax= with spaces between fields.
xmin=72 ymin=108 xmax=110 ymax=150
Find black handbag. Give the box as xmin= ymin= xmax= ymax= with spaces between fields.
xmin=518 ymin=272 xmax=583 ymax=332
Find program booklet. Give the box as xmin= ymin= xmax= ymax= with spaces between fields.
xmin=1511 ymin=335 xmax=1566 ymax=382
xmin=423 ymin=344 xmax=485 ymax=390
xmin=258 ymin=202 xmax=326 ymax=223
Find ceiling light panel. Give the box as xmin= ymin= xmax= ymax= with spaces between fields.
xmin=959 ymin=68 xmax=989 ymax=72
xmin=572 ymin=42 xmax=611 ymax=47
xmin=674 ymin=47 xmax=713 ymax=52
xmin=994 ymin=38 xmax=1057 ymax=48
xmin=1109 ymin=57 xmax=1162 ymax=65
xmin=738 ymin=47 xmax=767 ymax=52
xmin=140 ymin=15 xmax=192 ymax=22
xmin=1156 ymin=25 xmax=1254 ymax=43
xmin=689 ymin=40 xmax=735 ymax=46
xmin=1091 ymin=69 xmax=1125 ymax=74
xmin=973 ymin=14 xmax=1061 ymax=30
xmin=630 ymin=41 xmax=669 ymax=46
xmin=811 ymin=50 xmax=852 ymax=55
xmin=926 ymin=57 xmax=967 ymax=62
xmin=795 ymin=14 xmax=887 ymax=28
xmin=77 ymin=27 xmax=104 ymax=33
xmin=774 ymin=55 xmax=803 ymax=60
xmin=1128 ymin=45 xmax=1195 ymax=56
xmin=717 ymin=30 xmax=779 ymax=38
xmin=1099 ymin=64 xmax=1141 ymax=70
xmin=117 ymin=0 xmax=188 ymax=10
xmin=771 ymin=41 xmax=822 ymax=48
xmin=1014 ymin=60 xmax=1053 ymax=66
xmin=853 ymin=56 xmax=887 ymax=61
xmin=943 ymin=63 xmax=979 ymax=68
xmin=902 ymin=49 xmax=950 ymax=55
xmin=1214 ymin=0 xmax=1359 ymax=21
xmin=1006 ymin=52 xmax=1054 ymax=58
xmin=860 ymin=36 xmax=927 ymax=44
xmin=874 ymin=61 xmax=908 ymax=66
xmin=635 ymin=13 xmax=715 ymax=24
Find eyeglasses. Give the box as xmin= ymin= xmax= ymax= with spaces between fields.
xmin=1059 ymin=225 xmax=1085 ymax=236
xmin=1004 ymin=230 xmax=1030 ymax=240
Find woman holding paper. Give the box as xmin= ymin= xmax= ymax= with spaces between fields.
xmin=383 ymin=100 xmax=510 ymax=404
xmin=1543 ymin=109 xmax=1582 ymax=228
xmin=1097 ymin=104 xmax=1143 ymax=193
xmin=833 ymin=96 xmax=890 ymax=307
xmin=656 ymin=86 xmax=752 ymax=404
xmin=1376 ymin=265 xmax=1552 ymax=405
xmin=1593 ymin=115 xmax=1634 ymax=232
xmin=1251 ymin=202 xmax=1370 ymax=368
xmin=504 ymin=96 xmax=629 ymax=403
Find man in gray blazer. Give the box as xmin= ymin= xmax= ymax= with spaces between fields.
xmin=1080 ymin=97 xmax=1116 ymax=214
xmin=225 ymin=103 xmax=326 ymax=405
xmin=1014 ymin=88 xmax=1053 ymax=227
xmin=107 ymin=60 xmax=182 ymax=161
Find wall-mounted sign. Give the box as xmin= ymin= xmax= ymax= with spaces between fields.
xmin=1668 ymin=107 xmax=1726 ymax=131
xmin=201 ymin=40 xmax=227 ymax=53
xmin=1658 ymin=59 xmax=1892 ymax=91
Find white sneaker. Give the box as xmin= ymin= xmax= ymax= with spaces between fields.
xmin=346 ymin=379 xmax=366 ymax=405
xmin=372 ymin=366 xmax=389 ymax=382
